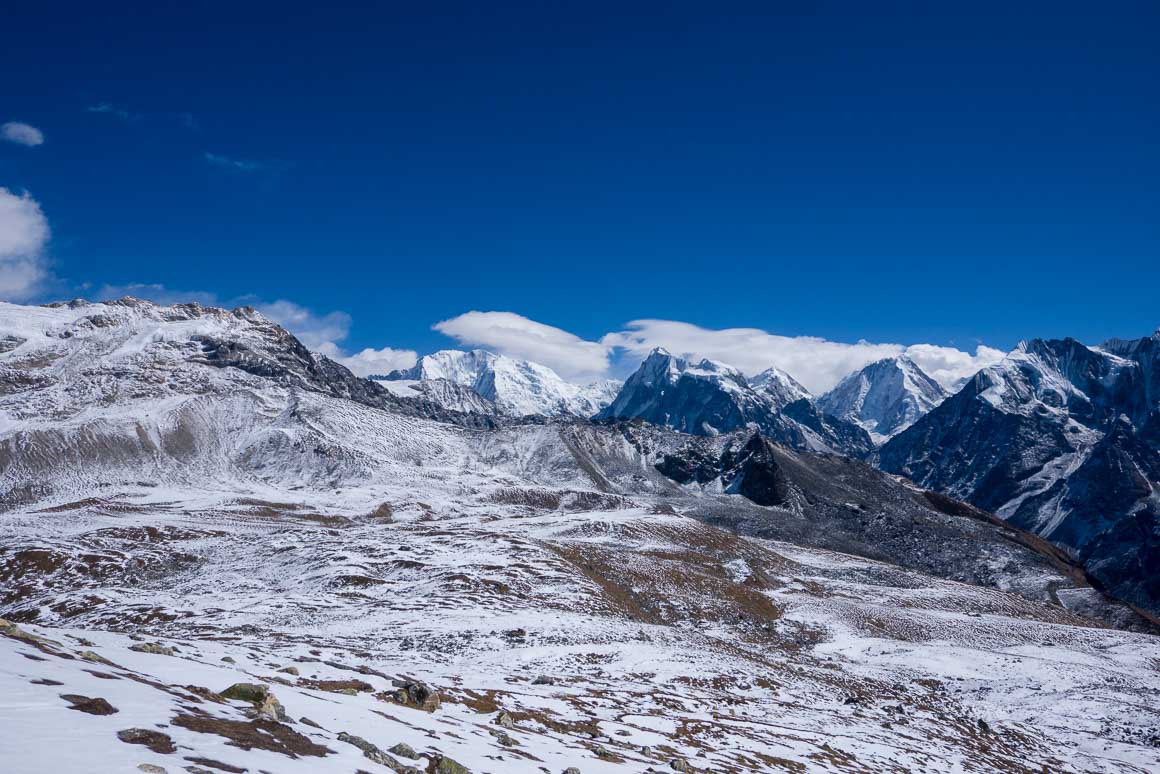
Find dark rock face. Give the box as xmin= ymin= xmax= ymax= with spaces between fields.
xmin=598 ymin=349 xmax=872 ymax=457
xmin=880 ymin=333 xmax=1160 ymax=615
xmin=720 ymin=434 xmax=791 ymax=507
xmin=633 ymin=424 xmax=1152 ymax=631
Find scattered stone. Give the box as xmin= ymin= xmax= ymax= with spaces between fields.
xmin=117 ymin=728 xmax=177 ymax=755
xmin=130 ymin=642 xmax=176 ymax=656
xmin=494 ymin=710 xmax=515 ymax=729
xmin=338 ymin=732 xmax=422 ymax=773
xmin=277 ymin=665 xmax=299 ymax=676
xmin=381 ymin=681 xmax=441 ymax=712
xmin=563 ymin=769 xmax=581 ymax=774
xmin=532 ymin=675 xmax=555 ymax=685
xmin=219 ymin=683 xmax=270 ymax=704
xmin=61 ymin=693 xmax=119 ymax=715
xmin=389 ymin=742 xmax=418 ymax=758
xmin=30 ymin=678 xmax=64 ymax=686
xmin=670 ymin=759 xmax=693 ymax=772
xmin=220 ymin=656 xmax=235 ymax=663
xmin=978 ymin=718 xmax=991 ymax=733
xmin=256 ymin=693 xmax=290 ymax=722
xmin=432 ymin=755 xmax=471 ymax=774
xmin=0 ymin=618 xmax=60 ymax=648
xmin=300 ymin=716 xmax=324 ymax=729
xmin=504 ymin=628 xmax=527 ymax=639
xmin=137 ymin=765 xmax=167 ymax=773
xmin=494 ymin=731 xmax=517 ymax=747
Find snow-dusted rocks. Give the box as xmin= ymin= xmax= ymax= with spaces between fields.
xmin=597 ymin=348 xmax=874 ymax=456
xmin=818 ymin=356 xmax=947 ymax=442
xmin=380 ymin=348 xmax=618 ymax=417
xmin=880 ymin=335 xmax=1160 ymax=615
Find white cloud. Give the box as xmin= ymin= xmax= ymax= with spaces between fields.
xmin=86 ymin=102 xmax=141 ymax=122
xmin=434 ymin=311 xmax=611 ymax=380
xmin=338 ymin=347 xmax=418 ymax=377
xmin=901 ymin=342 xmax=1006 ymax=391
xmin=602 ymin=319 xmax=1004 ymax=393
xmin=254 ymin=300 xmax=352 ymax=352
xmin=203 ymin=152 xmax=287 ymax=173
xmin=0 ymin=188 xmax=51 ymax=301
xmin=1 ymin=122 xmax=44 ymax=147
xmin=430 ymin=311 xmax=1004 ymax=393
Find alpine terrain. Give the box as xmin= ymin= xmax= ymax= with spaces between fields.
xmin=881 ymin=334 xmax=1160 ymax=618
xmin=1 ymin=299 xmax=1159 ymax=773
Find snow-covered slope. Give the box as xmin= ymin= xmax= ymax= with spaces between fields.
xmin=597 ymin=348 xmax=874 ymax=456
xmin=819 ymin=356 xmax=947 ymax=442
xmin=2 ymin=300 xmax=1160 ymax=772
xmin=382 ymin=349 xmax=618 ymax=417
xmin=880 ymin=335 xmax=1160 ymax=615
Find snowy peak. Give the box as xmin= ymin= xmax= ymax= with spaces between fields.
xmin=818 ymin=356 xmax=946 ymax=442
xmin=598 ymin=349 xmax=873 ymax=455
xmin=382 ymin=348 xmax=616 ymax=418
xmin=750 ymin=365 xmax=811 ymax=410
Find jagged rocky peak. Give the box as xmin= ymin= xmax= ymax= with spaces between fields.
xmin=597 ymin=347 xmax=765 ymax=435
xmin=382 ymin=348 xmax=617 ymax=418
xmin=599 ymin=348 xmax=874 ymax=455
xmin=880 ymin=329 xmax=1160 ymax=616
xmin=749 ymin=365 xmax=810 ymax=410
xmin=818 ymin=355 xmax=946 ymax=442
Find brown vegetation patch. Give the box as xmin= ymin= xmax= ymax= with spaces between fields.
xmin=61 ymin=693 xmax=119 ymax=715
xmin=117 ymin=727 xmax=176 ymax=754
xmin=172 ymin=711 xmax=332 ymax=758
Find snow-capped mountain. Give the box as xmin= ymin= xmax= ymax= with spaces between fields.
xmin=749 ymin=365 xmax=811 ymax=410
xmin=880 ymin=335 xmax=1160 ymax=614
xmin=3 ymin=299 xmax=1160 ymax=773
xmin=597 ymin=348 xmax=874 ymax=456
xmin=380 ymin=348 xmax=618 ymax=417
xmin=818 ymin=356 xmax=947 ymax=442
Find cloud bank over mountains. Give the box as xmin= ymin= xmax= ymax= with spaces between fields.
xmin=435 ymin=311 xmax=1004 ymax=393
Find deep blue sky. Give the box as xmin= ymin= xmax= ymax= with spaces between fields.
xmin=3 ymin=1 xmax=1158 ymax=356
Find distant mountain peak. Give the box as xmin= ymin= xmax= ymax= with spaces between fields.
xmin=382 ymin=348 xmax=618 ymax=417
xmin=817 ymin=356 xmax=946 ymax=443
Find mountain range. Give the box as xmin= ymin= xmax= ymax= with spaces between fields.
xmin=2 ymin=297 xmax=1159 ymax=773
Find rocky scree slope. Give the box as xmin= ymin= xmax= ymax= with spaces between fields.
xmin=2 ymin=300 xmax=1160 ymax=772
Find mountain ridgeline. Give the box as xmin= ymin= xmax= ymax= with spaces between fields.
xmin=880 ymin=333 xmax=1160 ymax=615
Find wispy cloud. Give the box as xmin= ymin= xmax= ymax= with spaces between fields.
xmin=1 ymin=121 xmax=45 ymax=147
xmin=602 ymin=319 xmax=1004 ymax=393
xmin=434 ymin=311 xmax=611 ymax=381
xmin=0 ymin=188 xmax=51 ymax=301
xmin=86 ymin=102 xmax=142 ymax=122
xmin=433 ymin=310 xmax=1004 ymax=392
xmin=203 ymin=152 xmax=288 ymax=173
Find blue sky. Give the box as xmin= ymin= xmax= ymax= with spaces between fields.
xmin=1 ymin=2 xmax=1157 ymax=388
